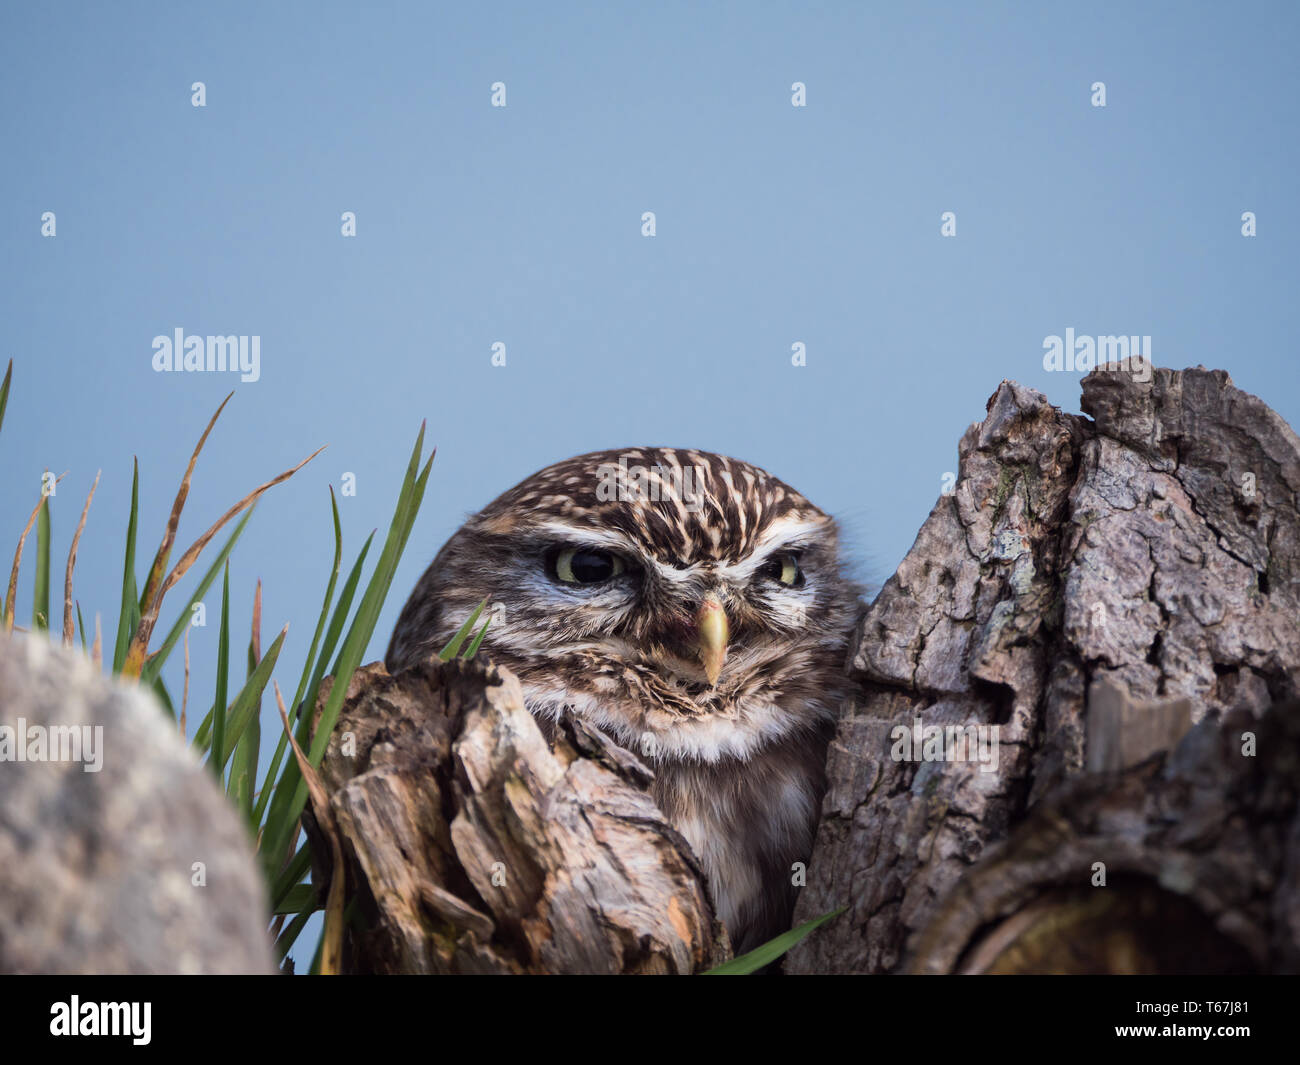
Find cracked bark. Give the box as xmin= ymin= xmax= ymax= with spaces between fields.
xmin=305 ymin=657 xmax=727 ymax=974
xmin=787 ymin=362 xmax=1300 ymax=974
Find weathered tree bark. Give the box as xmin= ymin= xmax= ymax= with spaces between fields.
xmin=788 ymin=362 xmax=1300 ymax=974
xmin=313 ymin=362 xmax=1300 ymax=974
xmin=903 ymin=694 xmax=1300 ymax=974
xmin=310 ymin=658 xmax=727 ymax=973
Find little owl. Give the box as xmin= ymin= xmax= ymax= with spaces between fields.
xmin=386 ymin=447 xmax=861 ymax=954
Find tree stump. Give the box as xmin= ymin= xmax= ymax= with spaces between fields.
xmin=310 ymin=658 xmax=726 ymax=974
xmin=788 ymin=362 xmax=1300 ymax=974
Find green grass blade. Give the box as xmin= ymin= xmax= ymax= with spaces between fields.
xmin=32 ymin=495 xmax=50 ymax=630
xmin=209 ymin=563 xmax=231 ymax=782
xmin=306 ymin=446 xmax=430 ymax=771
xmin=253 ymin=490 xmax=345 ymax=827
xmin=76 ymin=602 xmax=87 ymax=651
xmin=271 ymin=842 xmax=314 ymax=910
xmin=232 ymin=722 xmax=259 ymax=822
xmin=463 ymin=616 xmax=491 ymax=659
xmin=273 ymin=906 xmax=315 ymax=964
xmin=111 ymin=460 xmax=140 ymax=674
xmin=272 ymin=883 xmax=319 ymax=916
xmin=702 ymin=908 xmax=845 ymax=975
xmin=218 ymin=627 xmax=285 ymax=768
xmin=150 ymin=674 xmax=175 ymax=719
xmin=439 ymin=599 xmax=486 ymax=660
xmin=263 ymin=428 xmax=432 ymax=888
xmin=262 ymin=533 xmax=374 ymax=886
xmin=294 ymin=531 xmax=373 ymax=745
xmin=231 ymin=621 xmax=263 ymax=824
xmin=192 ymin=702 xmax=215 ymax=748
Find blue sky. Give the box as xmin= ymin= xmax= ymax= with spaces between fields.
xmin=2 ymin=1 xmax=1297 ymax=967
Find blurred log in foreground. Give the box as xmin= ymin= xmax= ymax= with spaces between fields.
xmin=789 ymin=362 xmax=1300 ymax=974
xmin=308 ymin=658 xmax=726 ymax=974
xmin=0 ymin=636 xmax=273 ymax=974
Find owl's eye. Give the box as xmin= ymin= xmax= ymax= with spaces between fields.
xmin=760 ymin=552 xmax=802 ymax=587
xmin=550 ymin=547 xmax=627 ymax=585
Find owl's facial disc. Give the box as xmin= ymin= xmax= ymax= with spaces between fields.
xmin=385 ymin=448 xmax=861 ymax=763
xmin=542 ymin=544 xmax=733 ymax=688
xmin=524 ymin=522 xmax=826 ymax=700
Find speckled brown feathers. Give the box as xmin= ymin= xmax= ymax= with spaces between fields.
xmin=387 ymin=448 xmax=861 ymax=953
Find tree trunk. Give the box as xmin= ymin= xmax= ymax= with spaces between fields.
xmin=788 ymin=362 xmax=1300 ymax=974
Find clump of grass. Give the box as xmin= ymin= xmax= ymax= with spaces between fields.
xmin=702 ymin=908 xmax=845 ymax=975
xmin=0 ymin=357 xmax=827 ymax=974
xmin=0 ymin=358 xmax=491 ymax=972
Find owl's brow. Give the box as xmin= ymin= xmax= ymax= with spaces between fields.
xmin=515 ymin=515 xmax=830 ymax=584
xmin=752 ymin=515 xmax=831 ymax=550
xmin=516 ymin=520 xmax=697 ymax=582
xmin=522 ymin=520 xmax=643 ymax=552
xmin=495 ymin=520 xmax=687 ymax=590
xmin=716 ymin=517 xmax=833 ymax=580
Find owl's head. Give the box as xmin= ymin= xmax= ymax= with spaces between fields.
xmin=387 ymin=448 xmax=860 ymax=762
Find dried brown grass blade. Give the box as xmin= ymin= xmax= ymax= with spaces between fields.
xmin=136 ymin=393 xmax=233 ymax=634
xmin=91 ymin=613 xmax=102 ymax=670
xmin=251 ymin=578 xmax=262 ymax=662
xmin=62 ymin=470 xmax=101 ymax=646
xmin=122 ymin=444 xmax=325 ymax=677
xmin=275 ymin=681 xmax=345 ymax=975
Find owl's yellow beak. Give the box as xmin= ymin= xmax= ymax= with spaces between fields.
xmin=695 ymin=594 xmax=729 ymax=688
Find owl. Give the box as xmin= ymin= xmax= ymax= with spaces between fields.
xmin=386 ymin=447 xmax=861 ymax=954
